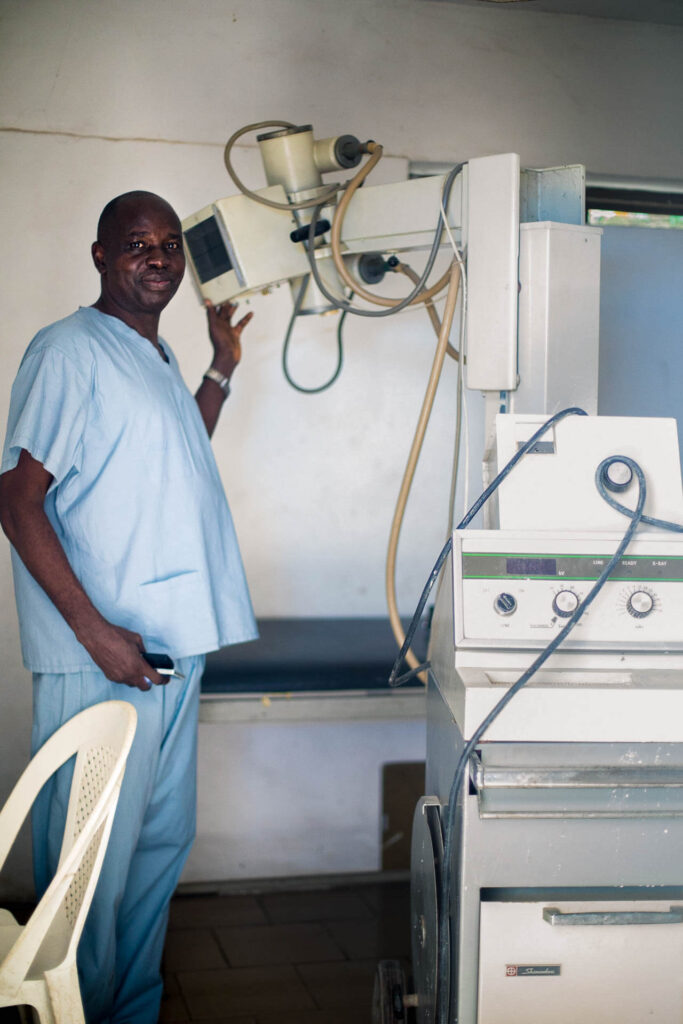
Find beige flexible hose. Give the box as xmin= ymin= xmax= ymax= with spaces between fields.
xmin=385 ymin=261 xmax=461 ymax=681
xmin=329 ymin=143 xmax=452 ymax=309
xmin=395 ymin=264 xmax=464 ymax=536
xmin=395 ymin=263 xmax=460 ymax=363
xmin=225 ymin=122 xmax=462 ymax=676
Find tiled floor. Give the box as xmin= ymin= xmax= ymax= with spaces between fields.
xmin=161 ymin=880 xmax=412 ymax=1024
xmin=0 ymin=879 xmax=412 ymax=1023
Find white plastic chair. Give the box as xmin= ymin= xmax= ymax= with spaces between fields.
xmin=0 ymin=700 xmax=137 ymax=1023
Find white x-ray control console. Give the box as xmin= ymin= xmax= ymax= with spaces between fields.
xmin=453 ymin=530 xmax=683 ymax=651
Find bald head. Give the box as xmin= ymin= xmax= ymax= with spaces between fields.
xmin=96 ymin=191 xmax=181 ymax=246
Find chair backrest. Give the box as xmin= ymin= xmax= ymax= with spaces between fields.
xmin=57 ymin=703 xmax=136 ymax=932
xmin=0 ymin=701 xmax=137 ymax=994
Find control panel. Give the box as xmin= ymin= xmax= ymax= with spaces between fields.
xmin=453 ymin=530 xmax=683 ymax=651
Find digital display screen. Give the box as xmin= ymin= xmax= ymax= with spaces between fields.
xmin=506 ymin=557 xmax=558 ymax=577
xmin=463 ymin=552 xmax=683 ymax=582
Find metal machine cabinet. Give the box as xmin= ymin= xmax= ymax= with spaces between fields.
xmin=414 ymin=413 xmax=683 ymax=1024
xmin=422 ymin=674 xmax=683 ymax=1024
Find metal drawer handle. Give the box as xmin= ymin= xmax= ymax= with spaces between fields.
xmin=470 ymin=761 xmax=683 ymax=791
xmin=543 ymin=906 xmax=683 ymax=927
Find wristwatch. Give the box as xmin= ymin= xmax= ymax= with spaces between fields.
xmin=203 ymin=367 xmax=231 ymax=397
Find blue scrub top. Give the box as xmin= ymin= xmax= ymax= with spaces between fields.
xmin=1 ymin=307 xmax=257 ymax=672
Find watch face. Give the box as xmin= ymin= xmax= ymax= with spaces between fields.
xmin=205 ymin=369 xmax=230 ymax=393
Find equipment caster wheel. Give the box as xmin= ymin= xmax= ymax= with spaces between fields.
xmin=373 ymin=958 xmax=410 ymax=1024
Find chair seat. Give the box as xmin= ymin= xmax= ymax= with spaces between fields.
xmin=0 ymin=921 xmax=22 ymax=962
xmin=1 ymin=921 xmax=73 ymax=982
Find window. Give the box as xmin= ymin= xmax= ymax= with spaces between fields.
xmin=587 ymin=183 xmax=683 ymax=229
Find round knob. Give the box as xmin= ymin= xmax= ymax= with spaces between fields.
xmin=627 ymin=590 xmax=654 ymax=618
xmin=601 ymin=459 xmax=633 ymax=493
xmin=494 ymin=592 xmax=517 ymax=616
xmin=552 ymin=590 xmax=580 ymax=618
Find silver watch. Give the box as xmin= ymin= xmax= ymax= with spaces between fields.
xmin=203 ymin=367 xmax=231 ymax=397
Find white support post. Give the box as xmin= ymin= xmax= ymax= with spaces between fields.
xmin=512 ymin=221 xmax=602 ymax=416
xmin=463 ymin=154 xmax=521 ymax=394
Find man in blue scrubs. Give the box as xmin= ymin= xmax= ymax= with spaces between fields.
xmin=0 ymin=191 xmax=258 ymax=1023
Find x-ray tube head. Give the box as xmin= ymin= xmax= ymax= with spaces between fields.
xmin=257 ymin=125 xmax=364 ymax=200
xmin=258 ymin=126 xmax=323 ymax=195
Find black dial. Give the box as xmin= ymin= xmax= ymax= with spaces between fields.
xmin=494 ymin=593 xmax=517 ymax=616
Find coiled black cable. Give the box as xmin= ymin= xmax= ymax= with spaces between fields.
xmin=596 ymin=456 xmax=683 ymax=533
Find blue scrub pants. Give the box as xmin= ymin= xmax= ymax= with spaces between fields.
xmin=31 ymin=655 xmax=204 ymax=1024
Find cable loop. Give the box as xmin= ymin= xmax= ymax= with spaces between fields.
xmin=596 ymin=455 xmax=683 ymax=533
xmin=281 ymin=276 xmax=347 ymax=394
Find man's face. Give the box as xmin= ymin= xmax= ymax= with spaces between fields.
xmin=92 ymin=196 xmax=185 ymax=317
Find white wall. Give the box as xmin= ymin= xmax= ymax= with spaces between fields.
xmin=1 ymin=0 xmax=682 ymax=895
xmin=188 ymin=714 xmax=426 ymax=883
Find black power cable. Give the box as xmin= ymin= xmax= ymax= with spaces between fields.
xmin=596 ymin=456 xmax=683 ymax=533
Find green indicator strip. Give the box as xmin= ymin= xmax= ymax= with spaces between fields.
xmin=463 ymin=574 xmax=683 ymax=581
xmin=465 ymin=552 xmax=683 ymax=560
